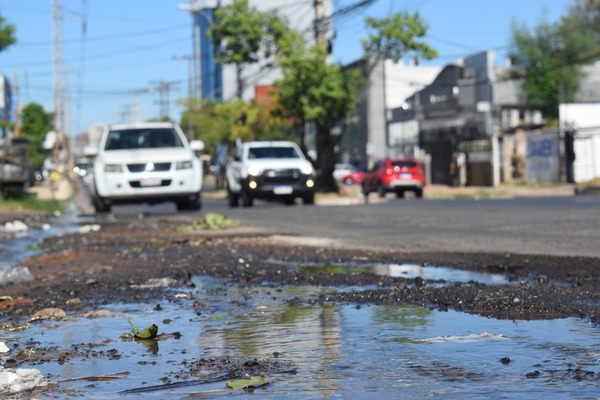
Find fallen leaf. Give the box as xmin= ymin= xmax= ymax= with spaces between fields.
xmin=0 ymin=296 xmax=32 ymax=309
xmin=226 ymin=375 xmax=273 ymax=390
xmin=127 ymin=317 xmax=158 ymax=339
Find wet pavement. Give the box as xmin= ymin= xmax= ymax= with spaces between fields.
xmin=4 ymin=276 xmax=599 ymax=399
xmin=1 ymin=189 xmax=600 ymax=398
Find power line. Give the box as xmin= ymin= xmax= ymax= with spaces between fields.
xmin=15 ymin=25 xmax=189 ymax=47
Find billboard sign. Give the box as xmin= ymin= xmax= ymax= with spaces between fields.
xmin=525 ymin=132 xmax=559 ymax=183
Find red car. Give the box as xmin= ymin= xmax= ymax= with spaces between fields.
xmin=362 ymin=158 xmax=425 ymax=198
xmin=341 ymin=170 xmax=365 ymax=185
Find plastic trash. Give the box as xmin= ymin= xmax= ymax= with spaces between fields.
xmin=0 ymin=342 xmax=9 ymax=354
xmin=0 ymin=367 xmax=48 ymax=394
xmin=2 ymin=220 xmax=29 ymax=233
xmin=0 ymin=266 xmax=33 ymax=285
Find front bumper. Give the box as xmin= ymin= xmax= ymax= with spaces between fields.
xmin=95 ymin=168 xmax=202 ymax=203
xmin=245 ymin=170 xmax=316 ymax=199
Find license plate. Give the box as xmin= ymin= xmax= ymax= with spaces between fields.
xmin=273 ymin=185 xmax=293 ymax=195
xmin=400 ymin=173 xmax=413 ymax=179
xmin=140 ymin=177 xmax=162 ymax=187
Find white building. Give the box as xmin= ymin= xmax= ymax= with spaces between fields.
xmin=182 ymin=0 xmax=332 ymax=102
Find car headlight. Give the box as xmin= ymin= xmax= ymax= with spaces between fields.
xmin=247 ymin=165 xmax=262 ymax=176
xmin=104 ymin=164 xmax=123 ymax=173
xmin=300 ymin=165 xmax=314 ymax=175
xmin=176 ymin=160 xmax=193 ymax=170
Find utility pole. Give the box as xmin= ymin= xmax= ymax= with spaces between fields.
xmin=52 ymin=0 xmax=67 ymax=173
xmin=313 ymin=0 xmax=327 ymax=47
xmin=152 ymin=81 xmax=178 ymax=120
xmin=12 ymin=69 xmax=20 ymax=138
xmin=173 ymin=55 xmax=195 ymax=98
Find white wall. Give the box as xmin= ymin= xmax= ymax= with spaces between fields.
xmin=384 ymin=59 xmax=441 ymax=109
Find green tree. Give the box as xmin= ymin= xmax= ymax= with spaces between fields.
xmin=20 ymin=103 xmax=52 ymax=170
xmin=567 ymin=0 xmax=600 ymax=43
xmin=508 ymin=9 xmax=597 ymax=120
xmin=207 ymin=0 xmax=289 ymax=99
xmin=277 ymin=33 xmax=362 ymax=191
xmin=0 ymin=13 xmax=16 ymax=52
xmin=361 ymin=11 xmax=437 ymax=77
xmin=180 ymin=98 xmax=294 ymax=156
xmin=276 ymin=12 xmax=436 ymax=192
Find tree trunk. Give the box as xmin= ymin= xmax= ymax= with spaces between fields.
xmin=235 ymin=64 xmax=244 ymax=99
xmin=315 ymin=123 xmax=338 ymax=193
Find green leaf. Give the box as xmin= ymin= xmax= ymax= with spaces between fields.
xmin=226 ymin=375 xmax=273 ymax=390
xmin=0 ymin=296 xmax=13 ymax=301
xmin=127 ymin=317 xmax=158 ymax=339
xmin=176 ymin=212 xmax=240 ymax=231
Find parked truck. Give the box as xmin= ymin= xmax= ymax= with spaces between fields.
xmin=0 ymin=128 xmax=32 ymax=196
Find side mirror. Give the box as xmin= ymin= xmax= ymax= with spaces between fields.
xmin=84 ymin=146 xmax=98 ymax=157
xmin=190 ymin=140 xmax=204 ymax=152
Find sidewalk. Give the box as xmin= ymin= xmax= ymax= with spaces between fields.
xmin=28 ymin=178 xmax=73 ymax=201
xmin=316 ymin=183 xmax=578 ymax=205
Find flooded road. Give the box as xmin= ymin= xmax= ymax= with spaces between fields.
xmin=6 ymin=276 xmax=599 ymax=399
xmin=1 ymin=197 xmax=600 ymax=398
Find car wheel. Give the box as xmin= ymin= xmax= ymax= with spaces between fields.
xmin=415 ymin=188 xmax=423 ymax=198
xmin=227 ymin=186 xmax=239 ymax=208
xmin=396 ymin=190 xmax=405 ymax=198
xmin=377 ymin=183 xmax=386 ymax=198
xmin=303 ymin=193 xmax=315 ymax=205
xmin=241 ymin=187 xmax=253 ymax=207
xmin=176 ymin=193 xmax=202 ymax=211
xmin=93 ymin=195 xmax=111 ymax=213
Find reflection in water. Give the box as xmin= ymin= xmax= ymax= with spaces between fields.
xmin=134 ymin=338 xmax=159 ymax=355
xmin=9 ymin=280 xmax=600 ymax=399
xmin=290 ymin=260 xmax=511 ymax=286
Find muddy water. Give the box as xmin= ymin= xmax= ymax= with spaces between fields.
xmin=9 ymin=276 xmax=599 ymax=399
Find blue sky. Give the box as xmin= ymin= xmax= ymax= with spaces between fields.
xmin=0 ymin=0 xmax=573 ymax=139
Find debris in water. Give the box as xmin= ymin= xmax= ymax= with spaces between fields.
xmin=227 ymin=375 xmax=273 ymax=390
xmin=0 ymin=367 xmax=49 ymax=395
xmin=127 ymin=317 xmax=158 ymax=339
xmin=28 ymin=307 xmax=67 ymax=322
xmin=419 ymin=332 xmax=506 ymax=343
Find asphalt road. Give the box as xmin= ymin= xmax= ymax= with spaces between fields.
xmin=194 ymin=195 xmax=600 ymax=258
xmin=85 ymin=170 xmax=599 ymax=259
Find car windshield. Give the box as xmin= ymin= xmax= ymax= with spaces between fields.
xmin=248 ymin=146 xmax=300 ymax=159
xmin=104 ymin=128 xmax=183 ymax=150
xmin=392 ymin=160 xmax=417 ymax=168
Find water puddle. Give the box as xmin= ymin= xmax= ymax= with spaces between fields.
xmin=4 ymin=276 xmax=598 ymax=399
xmin=0 ymin=203 xmax=95 ymax=283
xmin=371 ymin=263 xmax=510 ymax=285
xmin=276 ymin=259 xmax=511 ymax=286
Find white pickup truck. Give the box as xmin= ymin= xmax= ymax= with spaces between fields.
xmin=225 ymin=141 xmax=317 ymax=207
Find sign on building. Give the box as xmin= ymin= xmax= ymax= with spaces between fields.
xmin=525 ymin=132 xmax=559 ymax=183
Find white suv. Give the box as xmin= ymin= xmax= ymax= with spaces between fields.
xmin=89 ymin=122 xmax=204 ymax=213
xmin=226 ymin=141 xmax=317 ymax=207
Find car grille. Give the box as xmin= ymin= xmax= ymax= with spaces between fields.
xmin=262 ymin=168 xmax=301 ymax=184
xmin=127 ymin=162 xmax=171 ymax=173
xmin=129 ymin=179 xmax=172 ymax=188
